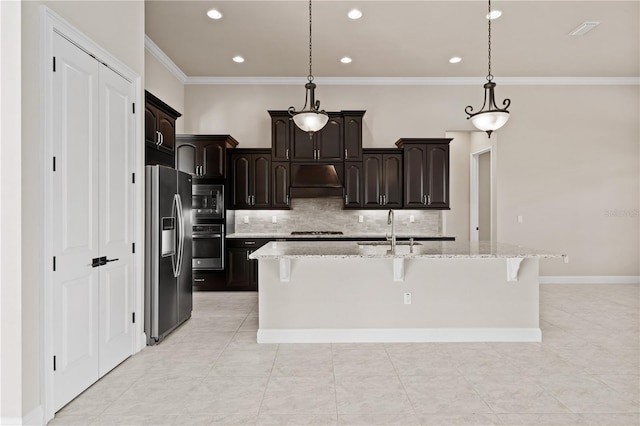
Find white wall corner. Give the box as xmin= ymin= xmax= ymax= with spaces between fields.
xmin=144 ymin=35 xmax=187 ymax=84
xmin=540 ymin=276 xmax=640 ymax=284
xmin=0 ymin=405 xmax=44 ymax=426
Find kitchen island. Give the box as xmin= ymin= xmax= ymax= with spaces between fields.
xmin=250 ymin=241 xmax=562 ymax=343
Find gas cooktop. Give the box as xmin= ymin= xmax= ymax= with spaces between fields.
xmin=290 ymin=231 xmax=344 ymax=235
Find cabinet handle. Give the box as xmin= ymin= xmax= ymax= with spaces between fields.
xmin=158 ymin=132 xmax=164 ymax=147
xmin=199 ymin=165 xmax=203 ymax=176
xmin=383 ymin=195 xmax=387 ymax=205
xmin=194 ymin=278 xmax=205 ymax=282
xmin=286 ymin=194 xmax=290 ymax=206
xmin=285 ymin=148 xmax=289 ymax=160
xmin=423 ymin=194 xmax=427 ymax=205
xmin=427 ymin=194 xmax=431 ymax=205
xmin=246 ymin=250 xmax=251 ymax=260
xmin=244 ymin=241 xmax=256 ymax=245
xmin=344 ymin=149 xmax=348 ymax=159
xmin=155 ymin=131 xmax=160 ymax=147
xmin=252 ymin=195 xmax=256 ymax=206
xmin=345 ymin=194 xmax=349 ymax=205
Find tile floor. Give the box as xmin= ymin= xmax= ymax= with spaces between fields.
xmin=51 ymin=284 xmax=639 ymax=425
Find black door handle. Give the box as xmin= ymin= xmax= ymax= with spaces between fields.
xmin=93 ymin=256 xmax=119 ymax=267
xmin=92 ymin=257 xmax=101 ymax=268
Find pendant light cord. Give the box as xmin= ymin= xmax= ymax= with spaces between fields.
xmin=487 ymin=0 xmax=493 ymax=82
xmin=308 ymin=0 xmax=313 ymax=82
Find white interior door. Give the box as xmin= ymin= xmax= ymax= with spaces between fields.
xmin=98 ymin=65 xmax=135 ymax=376
xmin=52 ymin=32 xmax=100 ymax=410
xmin=52 ymin=32 xmax=135 ymax=411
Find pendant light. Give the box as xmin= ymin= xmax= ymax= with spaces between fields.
xmin=465 ymin=0 xmax=511 ymax=138
xmin=289 ymin=0 xmax=329 ymax=136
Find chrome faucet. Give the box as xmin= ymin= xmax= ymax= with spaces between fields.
xmin=387 ymin=209 xmax=396 ymax=251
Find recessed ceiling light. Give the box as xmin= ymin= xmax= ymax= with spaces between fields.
xmin=449 ymin=57 xmax=462 ymax=64
xmin=340 ymin=57 xmax=352 ymax=64
xmin=348 ymin=9 xmax=363 ymax=20
xmin=232 ymin=56 xmax=245 ymax=63
xmin=207 ymin=9 xmax=222 ymax=20
xmin=486 ymin=10 xmax=502 ymax=20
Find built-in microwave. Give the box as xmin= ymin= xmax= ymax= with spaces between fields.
xmin=192 ymin=184 xmax=224 ymax=222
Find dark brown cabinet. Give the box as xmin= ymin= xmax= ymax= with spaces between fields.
xmin=269 ymin=111 xmax=291 ymax=161
xmin=176 ymin=134 xmax=238 ymax=179
xmin=362 ymin=150 xmax=403 ymax=209
xmin=396 ymin=138 xmax=451 ymax=209
xmin=229 ymin=149 xmax=271 ymax=209
xmin=145 ymin=91 xmax=181 ymax=167
xmin=225 ymin=239 xmax=270 ymax=291
xmin=272 ymin=162 xmax=291 ymax=209
xmin=344 ymin=162 xmax=363 ymax=208
xmin=343 ymin=111 xmax=365 ymax=161
xmin=291 ymin=116 xmax=343 ymax=162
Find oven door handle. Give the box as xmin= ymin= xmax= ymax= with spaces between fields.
xmin=192 ymin=234 xmax=222 ymax=238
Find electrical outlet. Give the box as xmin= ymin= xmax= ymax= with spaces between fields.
xmin=358 ymin=215 xmax=364 ymax=223
xmin=564 ymin=255 xmax=569 ymax=264
xmin=404 ymin=292 xmax=412 ymax=304
xmin=272 ymin=215 xmax=277 ymax=224
xmin=409 ymin=215 xmax=415 ymax=223
xmin=517 ymin=215 xmax=523 ymax=223
xmin=243 ymin=216 xmax=249 ymax=224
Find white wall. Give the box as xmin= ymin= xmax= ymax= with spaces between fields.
xmin=18 ymin=0 xmax=145 ymax=419
xmin=184 ymin=83 xmax=639 ymax=277
xmin=1 ymin=0 xmax=23 ymax=421
xmin=145 ymin=51 xmax=185 ymax=133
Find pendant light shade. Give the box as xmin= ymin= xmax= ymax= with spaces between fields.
xmin=289 ymin=0 xmax=328 ymax=135
xmin=465 ymin=0 xmax=511 ymax=138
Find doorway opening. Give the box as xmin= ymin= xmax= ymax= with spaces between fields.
xmin=471 ymin=147 xmax=493 ymax=242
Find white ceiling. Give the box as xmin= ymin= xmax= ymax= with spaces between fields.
xmin=145 ymin=1 xmax=639 ymax=79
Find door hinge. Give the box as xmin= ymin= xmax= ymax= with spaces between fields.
xmin=132 ymin=173 xmax=135 ymax=184
xmin=53 ymin=57 xmax=56 ymax=72
xmin=53 ymin=156 xmax=56 ymax=171
xmin=132 ymin=242 xmax=135 ymax=254
xmin=132 ymin=312 xmax=136 ymax=324
xmin=53 ymin=355 xmax=56 ymax=371
xmin=132 ymin=103 xmax=135 ymax=114
xmin=53 ymin=256 xmax=56 ymax=271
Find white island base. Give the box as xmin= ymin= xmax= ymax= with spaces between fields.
xmin=254 ymin=243 xmax=549 ymax=343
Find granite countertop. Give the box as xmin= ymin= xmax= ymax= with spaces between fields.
xmin=249 ymin=240 xmax=564 ymax=260
xmin=226 ymin=232 xmax=454 ymax=239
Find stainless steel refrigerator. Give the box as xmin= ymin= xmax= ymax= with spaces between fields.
xmin=145 ymin=165 xmax=192 ymax=345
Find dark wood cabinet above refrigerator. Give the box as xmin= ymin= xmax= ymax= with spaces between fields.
xmin=145 ymin=91 xmax=181 ymax=167
xmin=176 ymin=134 xmax=238 ymax=179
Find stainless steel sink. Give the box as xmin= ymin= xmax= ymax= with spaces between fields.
xmin=357 ymin=241 xmax=422 ymax=246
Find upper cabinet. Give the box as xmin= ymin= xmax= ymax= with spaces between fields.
xmin=362 ymin=150 xmax=403 ymax=209
xmin=145 ymin=91 xmax=181 ymax=167
xmin=396 ymin=138 xmax=451 ymax=209
xmin=176 ymin=134 xmax=238 ymax=179
xmin=269 ymin=110 xmax=365 ymax=163
xmin=229 ymin=149 xmax=272 ymax=209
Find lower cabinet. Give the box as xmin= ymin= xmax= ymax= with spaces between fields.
xmin=225 ymin=239 xmax=270 ymax=291
xmin=192 ymin=271 xmax=227 ymax=291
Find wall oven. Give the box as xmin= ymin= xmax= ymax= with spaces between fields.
xmin=192 ymin=224 xmax=224 ymax=271
xmin=192 ymin=184 xmax=224 ymax=223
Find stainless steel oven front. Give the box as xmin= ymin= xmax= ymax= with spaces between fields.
xmin=192 ymin=224 xmax=224 ymax=270
xmin=192 ymin=184 xmax=224 ymax=222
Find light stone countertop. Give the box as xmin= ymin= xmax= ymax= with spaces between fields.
xmin=226 ymin=232 xmax=454 ymax=240
xmin=249 ymin=240 xmax=564 ymax=260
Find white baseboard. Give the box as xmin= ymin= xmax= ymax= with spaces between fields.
xmin=540 ymin=276 xmax=640 ymax=284
xmin=257 ymin=328 xmax=542 ymax=343
xmin=1 ymin=406 xmax=43 ymax=426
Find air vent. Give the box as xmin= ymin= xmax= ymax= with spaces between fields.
xmin=568 ymin=22 xmax=600 ymax=36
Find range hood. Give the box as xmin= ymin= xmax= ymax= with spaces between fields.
xmin=290 ymin=164 xmax=344 ymax=198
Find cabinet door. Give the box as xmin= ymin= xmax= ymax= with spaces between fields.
xmin=230 ymin=154 xmax=252 ymax=209
xmin=291 ymin=125 xmax=316 ymax=161
xmin=201 ymin=142 xmax=225 ymax=178
xmin=382 ymin=154 xmax=403 ymax=208
xmin=403 ymin=145 xmax=427 ymax=208
xmin=225 ymin=247 xmax=256 ymax=291
xmin=317 ymin=117 xmax=343 ymax=161
xmin=252 ymin=154 xmax=271 ymax=208
xmin=145 ymin=105 xmax=158 ymax=148
xmin=343 ymin=115 xmax=362 ymax=161
xmin=271 ymin=116 xmax=291 ymax=161
xmin=272 ymin=162 xmax=291 ymax=209
xmin=425 ymin=144 xmax=450 ymax=208
xmin=157 ymin=110 xmax=176 ymax=153
xmin=344 ymin=162 xmax=363 ymax=208
xmin=363 ymin=154 xmax=383 ymax=208
xmin=175 ymin=142 xmax=197 ymax=176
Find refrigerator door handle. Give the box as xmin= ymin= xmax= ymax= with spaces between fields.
xmin=171 ymin=194 xmax=179 ymax=278
xmin=174 ymin=193 xmax=185 ymax=278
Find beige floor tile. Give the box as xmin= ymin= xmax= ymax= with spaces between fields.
xmin=337 ymin=412 xmax=421 ymax=425
xmin=579 ymin=413 xmax=640 ymax=425
xmin=225 ymin=330 xmax=279 ymax=352
xmin=496 ymin=413 xmax=588 ymax=425
xmin=90 ymin=415 xmax=178 ymax=425
xmin=387 ymin=347 xmax=460 ymax=376
xmin=271 ymin=349 xmax=334 ymax=376
xmin=401 ymin=375 xmax=493 ymax=414
xmin=178 ymin=376 xmax=268 ymax=416
xmin=259 ymin=376 xmax=337 ymax=415
xmin=48 ymin=415 xmax=97 ymax=425
xmin=471 ymin=380 xmax=570 ymax=414
xmin=256 ymin=413 xmax=338 ymax=425
xmin=210 ymin=349 xmax=277 ymax=376
xmin=335 ymin=375 xmax=414 ymax=415
xmin=332 ymin=349 xmax=396 ymax=376
xmin=416 ymin=413 xmax=502 ymax=426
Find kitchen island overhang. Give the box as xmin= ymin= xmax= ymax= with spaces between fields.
xmin=250 ymin=241 xmax=563 ymax=343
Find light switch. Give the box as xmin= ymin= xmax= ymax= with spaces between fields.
xmin=358 ymin=215 xmax=363 ymax=223
xmin=409 ymin=215 xmax=415 ymax=223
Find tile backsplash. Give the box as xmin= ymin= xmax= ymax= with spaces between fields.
xmin=230 ymin=198 xmax=442 ymax=235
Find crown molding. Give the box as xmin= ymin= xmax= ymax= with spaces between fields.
xmin=184 ymin=76 xmax=640 ymax=86
xmin=144 ymin=35 xmax=187 ymax=84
